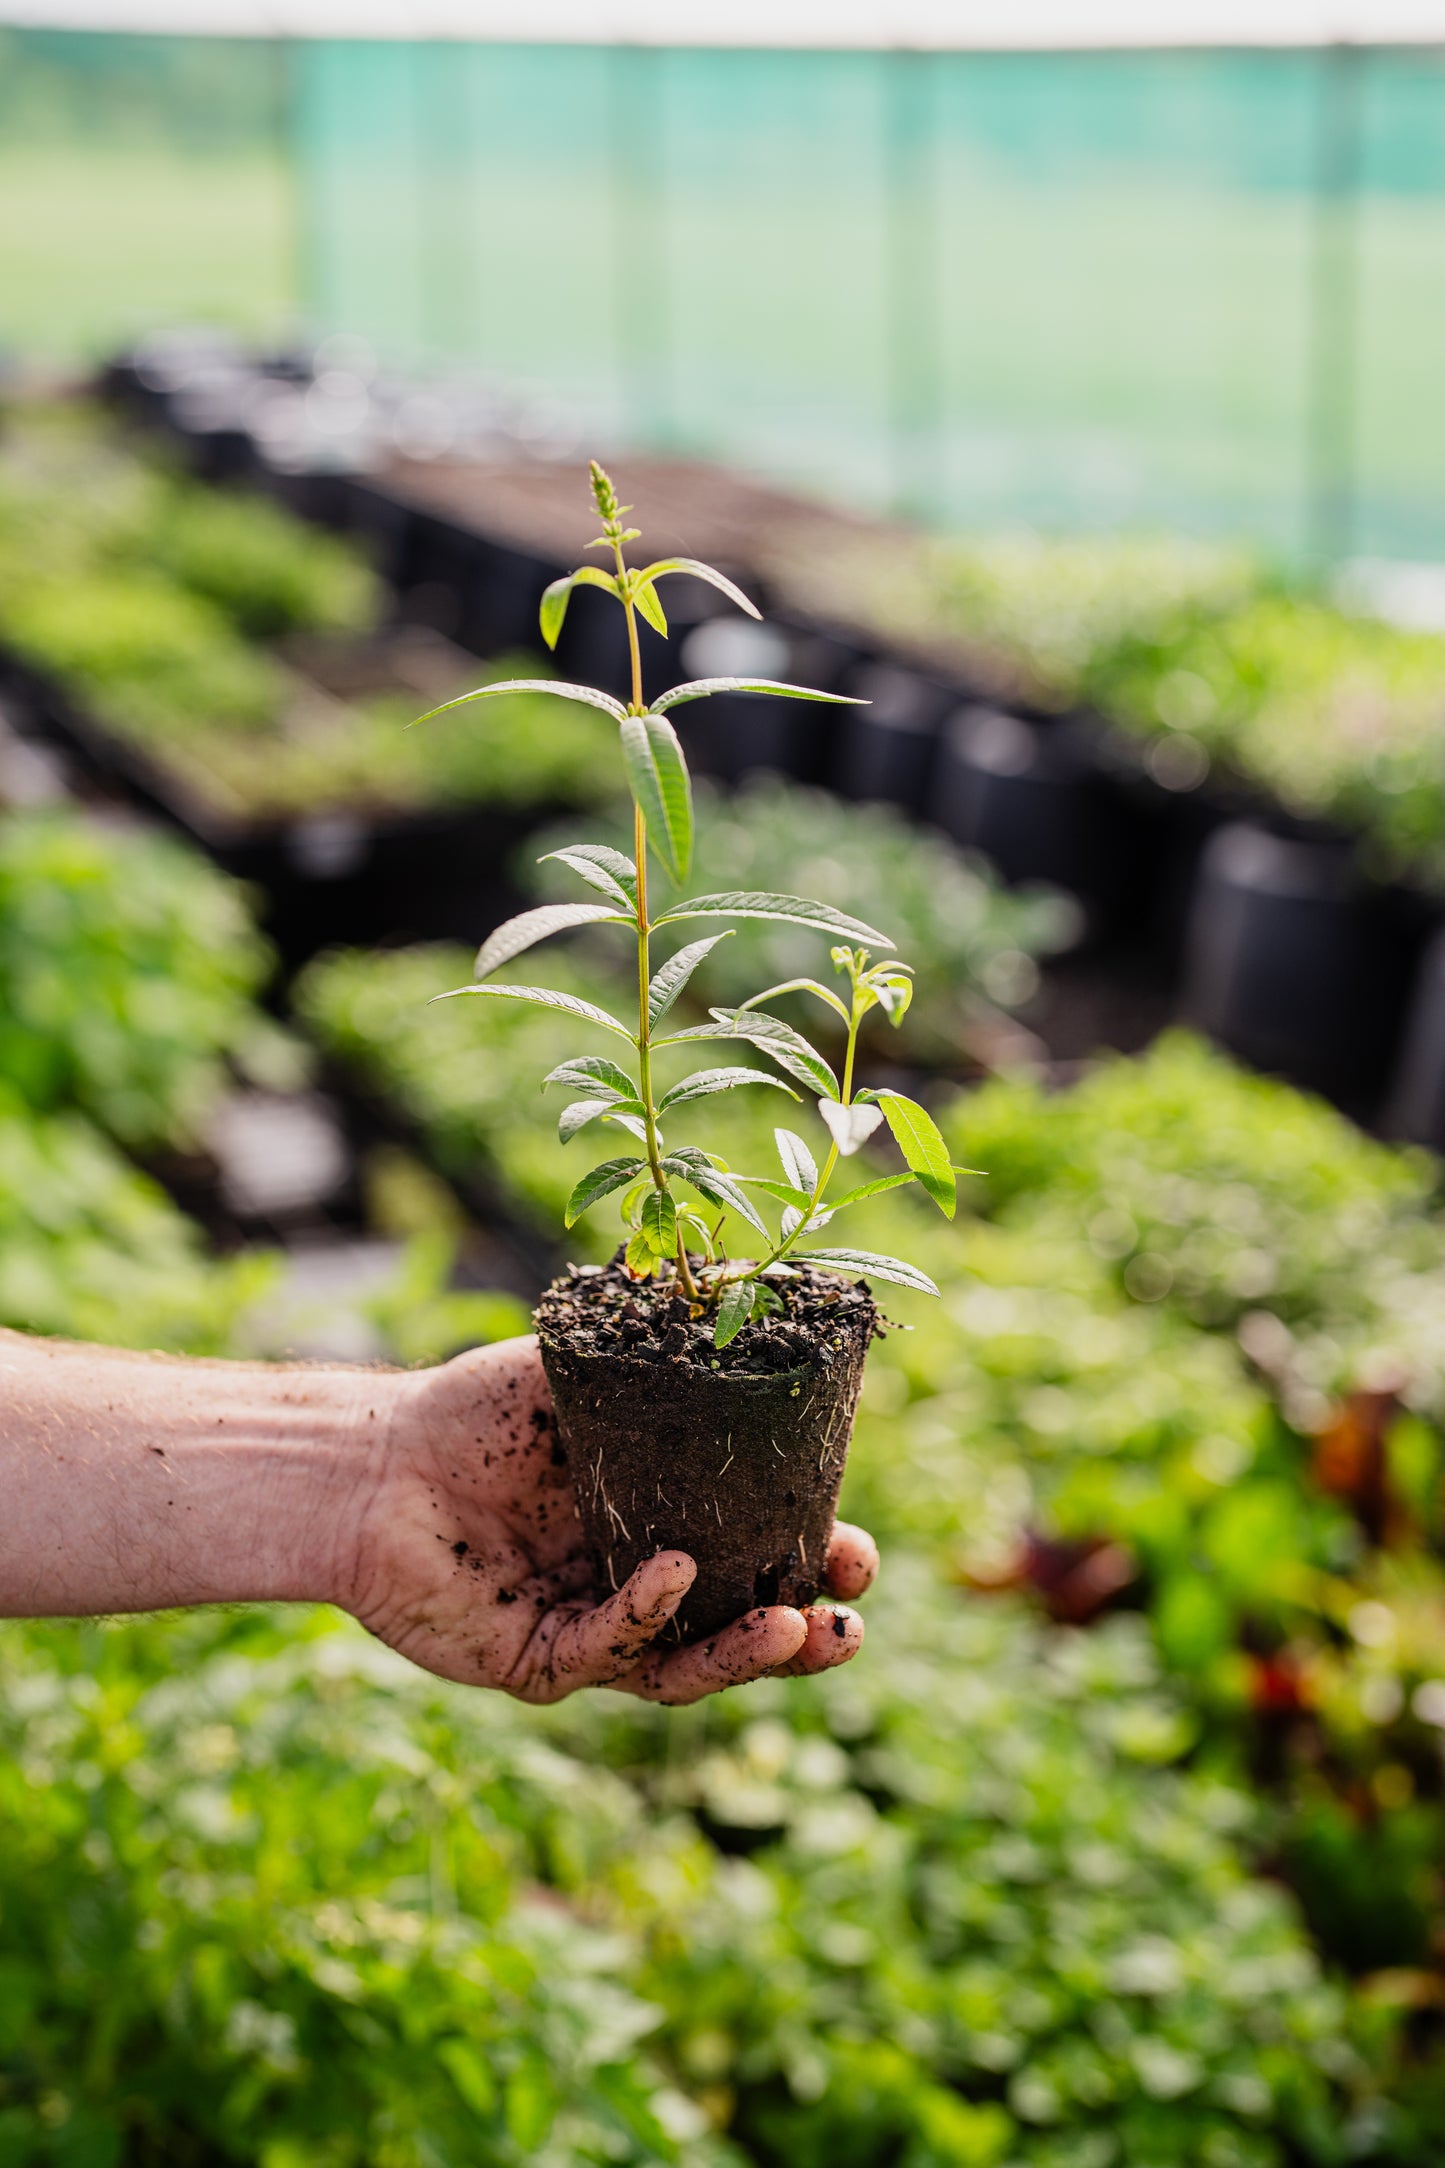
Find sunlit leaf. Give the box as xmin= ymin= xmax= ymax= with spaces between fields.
xmin=412 ymin=678 xmax=626 ymax=726
xmin=829 ymin=1171 xmax=917 ymax=1210
xmin=631 ymin=579 xmax=668 ymax=638
xmin=538 ymin=845 xmax=637 ymax=911
xmin=637 ymin=556 xmax=762 ymax=621
xmin=624 ymin=1227 xmax=658 ymax=1278
xmin=818 ymin=1099 xmax=884 ymax=1158
xmin=648 ymin=933 xmax=731 ymax=1030
xmin=564 ymin=1156 xmax=647 ymax=1227
xmin=650 ymin=677 xmax=866 ymax=713
xmin=774 ymin=1128 xmax=818 ymax=1194
xmin=474 ymin=902 xmax=628 ymax=982
xmin=640 ymin=1189 xmax=677 ymax=1255
xmin=877 ymin=1091 xmax=956 ymax=1218
xmin=620 ymin=712 xmax=693 ymax=884
xmin=714 ymin=1277 xmax=755 ymax=1347
xmin=659 ymin=1067 xmax=799 ymax=1111
xmin=558 ymin=1098 xmax=616 ymax=1143
xmin=661 ymin=1148 xmax=768 ymax=1237
xmin=800 ymin=1248 xmax=940 ymax=1295
xmin=433 ymin=982 xmax=634 ymax=1041
xmin=739 ymin=975 xmax=852 ymax=1025
xmin=539 ymin=565 xmax=618 ymax=650
xmin=659 ymin=1008 xmax=838 ymax=1099
xmin=542 ymin=1054 xmax=638 ymax=1102
xmin=655 ymin=891 xmax=892 ymax=947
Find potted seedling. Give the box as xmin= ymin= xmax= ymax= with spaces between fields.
xmin=419 ymin=466 xmax=956 ymax=1638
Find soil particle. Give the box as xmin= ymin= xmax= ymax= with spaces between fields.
xmin=535 ymin=1254 xmax=876 ymax=1378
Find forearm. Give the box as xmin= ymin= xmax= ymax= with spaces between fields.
xmin=0 ymin=1329 xmax=407 ymax=1619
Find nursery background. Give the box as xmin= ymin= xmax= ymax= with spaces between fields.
xmin=10 ymin=6 xmax=1445 ymax=2164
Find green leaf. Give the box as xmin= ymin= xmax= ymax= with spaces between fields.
xmin=412 ymin=678 xmax=626 ymax=726
xmin=774 ymin=1127 xmax=818 ymax=1193
xmin=542 ymin=1054 xmax=638 ymax=1101
xmin=650 ymin=677 xmax=866 ymax=713
xmin=637 ymin=557 xmax=762 ymax=620
xmin=659 ymin=1066 xmax=799 ymax=1111
xmin=620 ymin=712 xmax=694 ymax=884
xmin=800 ymin=1248 xmax=940 ymax=1296
xmin=539 ymin=565 xmax=618 ymax=650
xmin=877 ymin=1091 xmax=956 ymax=1218
xmin=474 ymin=902 xmax=628 ymax=981
xmin=818 ymin=1099 xmax=884 ymax=1158
xmin=564 ymin=1157 xmax=646 ymax=1227
xmin=640 ymin=1189 xmax=677 ymax=1255
xmin=647 ymin=933 xmax=730 ymax=1030
xmin=735 ymin=1173 xmax=812 ymax=1208
xmin=829 ymin=1171 xmax=917 ymax=1210
xmin=433 ymin=982 xmax=634 ymax=1041
xmin=631 ymin=579 xmax=668 ymax=638
xmin=655 ymin=891 xmax=892 ymax=948
xmin=739 ymin=975 xmax=852 ymax=1025
xmin=658 ymin=1008 xmax=838 ymax=1099
xmin=624 ymin=1227 xmax=658 ymax=1278
xmin=661 ymin=1149 xmax=769 ymax=1237
xmin=714 ymin=1277 xmax=755 ymax=1348
xmin=558 ymin=1097 xmax=617 ymax=1143
xmin=538 ymin=845 xmax=637 ymax=911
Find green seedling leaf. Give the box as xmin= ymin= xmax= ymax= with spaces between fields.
xmin=539 ymin=845 xmax=637 ymax=911
xmin=620 ymin=712 xmax=694 ymax=884
xmin=800 ymin=1248 xmax=941 ymax=1296
xmin=539 ymin=565 xmax=618 ymax=650
xmin=433 ymin=982 xmax=634 ymax=1041
xmin=565 ymin=1156 xmax=646 ymax=1227
xmin=735 ymin=1173 xmax=812 ymax=1208
xmin=659 ymin=1008 xmax=838 ymax=1099
xmin=558 ymin=1098 xmax=616 ymax=1142
xmin=655 ymin=891 xmax=892 ymax=947
xmin=818 ymin=1099 xmax=884 ymax=1157
xmin=637 ymin=557 xmax=762 ymax=621
xmin=474 ymin=902 xmax=628 ymax=981
xmin=640 ymin=1189 xmax=677 ymax=1255
xmin=650 ymin=677 xmax=866 ymax=713
xmin=660 ymin=1066 xmax=799 ymax=1111
xmin=661 ymin=1149 xmax=769 ymax=1238
xmin=678 ymin=1206 xmax=716 ymax=1258
xmin=739 ymin=975 xmax=852 ymax=1025
xmin=620 ymin=1176 xmax=653 ymax=1225
xmin=412 ymin=678 xmax=626 ymax=726
xmin=543 ymin=1054 xmax=639 ymax=1101
xmin=829 ymin=1171 xmax=916 ymax=1210
xmin=714 ymin=1277 xmax=755 ymax=1348
xmin=624 ymin=1227 xmax=658 ymax=1279
xmin=648 ymin=932 xmax=732 ymax=1030
xmin=877 ymin=1090 xmax=956 ymax=1218
xmin=631 ymin=579 xmax=668 ymax=638
xmin=872 ymin=973 xmax=914 ymax=1026
xmin=774 ymin=1127 xmax=818 ymax=1193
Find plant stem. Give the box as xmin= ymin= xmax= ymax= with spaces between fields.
xmin=755 ymin=988 xmax=865 ymax=1279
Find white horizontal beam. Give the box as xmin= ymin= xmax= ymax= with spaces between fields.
xmin=3 ymin=0 xmax=1445 ymax=44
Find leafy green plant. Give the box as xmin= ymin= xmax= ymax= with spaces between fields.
xmin=418 ymin=465 xmax=963 ymax=1341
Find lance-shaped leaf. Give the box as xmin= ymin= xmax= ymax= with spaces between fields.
xmin=713 ymin=1277 xmax=756 ymax=1349
xmin=800 ymin=1248 xmax=940 ymax=1296
xmin=658 ymin=1008 xmax=838 ymax=1099
xmin=558 ymin=1096 xmax=648 ymax=1144
xmin=474 ymin=902 xmax=628 ymax=982
xmin=818 ymin=1099 xmax=884 ymax=1158
xmin=661 ymin=1148 xmax=769 ymax=1238
xmin=735 ymin=1173 xmax=812 ymax=1209
xmin=636 ymin=557 xmax=762 ymax=621
xmin=654 ymin=891 xmax=892 ymax=948
xmin=659 ymin=1067 xmax=799 ymax=1112
xmin=543 ymin=1054 xmax=638 ymax=1101
xmin=412 ymin=678 xmax=626 ymax=726
xmin=564 ymin=1156 xmax=646 ymax=1227
xmin=620 ymin=711 xmax=693 ymax=884
xmin=828 ymin=1171 xmax=917 ymax=1211
xmin=876 ymin=1090 xmax=956 ymax=1218
xmin=539 ymin=564 xmax=619 ymax=650
xmin=774 ymin=1128 xmax=818 ymax=1194
xmin=739 ymin=975 xmax=852 ymax=1025
xmin=624 ymin=1227 xmax=658 ymax=1279
xmin=640 ymin=1189 xmax=677 ymax=1255
xmin=539 ymin=845 xmax=637 ymax=911
xmin=631 ymin=579 xmax=668 ymax=638
xmin=651 ymin=678 xmax=866 ymax=713
xmin=647 ymin=932 xmax=730 ymax=1030
xmin=433 ymin=982 xmax=633 ymax=1041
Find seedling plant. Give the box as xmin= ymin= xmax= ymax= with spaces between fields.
xmin=420 ymin=464 xmax=955 ymax=1345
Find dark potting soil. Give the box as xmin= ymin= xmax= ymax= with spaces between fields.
xmin=534 ymin=1253 xmax=877 ymax=1376
xmin=536 ymin=1256 xmax=879 ymax=1642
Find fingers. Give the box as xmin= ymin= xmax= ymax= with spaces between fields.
xmin=825 ymin=1521 xmax=879 ymax=1602
xmin=519 ymin=1550 xmax=696 ymax=1701
xmin=617 ymin=1605 xmax=809 ymax=1706
xmin=769 ymin=1601 xmax=865 ymax=1677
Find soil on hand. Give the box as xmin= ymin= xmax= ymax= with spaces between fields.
xmin=536 ymin=1257 xmax=878 ymax=1643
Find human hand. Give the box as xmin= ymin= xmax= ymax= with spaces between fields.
xmin=341 ymin=1336 xmax=878 ymax=1704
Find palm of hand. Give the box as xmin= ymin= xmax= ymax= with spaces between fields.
xmin=343 ymin=1337 xmax=876 ymax=1704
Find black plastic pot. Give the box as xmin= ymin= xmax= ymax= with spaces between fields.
xmin=933 ymin=706 xmax=1144 ymax=926
xmin=1182 ymin=822 xmax=1426 ymax=1113
xmin=1383 ymin=925 xmax=1445 ymax=1147
xmin=829 ymin=661 xmax=954 ymax=812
